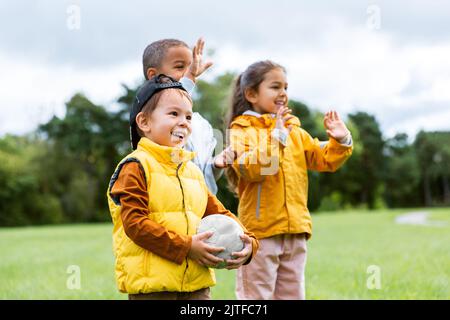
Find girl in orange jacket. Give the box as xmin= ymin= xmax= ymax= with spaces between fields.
xmin=226 ymin=60 xmax=353 ymax=300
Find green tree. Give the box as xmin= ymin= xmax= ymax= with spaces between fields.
xmin=315 ymin=118 xmax=364 ymax=211
xmin=384 ymin=133 xmax=420 ymax=207
xmin=39 ymin=93 xmax=129 ymax=222
xmin=194 ymin=72 xmax=236 ymax=130
xmin=346 ymin=112 xmax=385 ymax=209
xmin=0 ymin=135 xmax=63 ymax=226
xmin=414 ymin=131 xmax=450 ymax=206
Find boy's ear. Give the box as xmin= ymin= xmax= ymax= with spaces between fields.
xmin=146 ymin=68 xmax=157 ymax=80
xmin=135 ymin=112 xmax=151 ymax=134
xmin=244 ymin=88 xmax=258 ymax=104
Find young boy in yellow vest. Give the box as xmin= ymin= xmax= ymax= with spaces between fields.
xmin=107 ymin=75 xmax=259 ymax=300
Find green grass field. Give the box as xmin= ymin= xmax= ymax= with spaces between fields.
xmin=1 ymin=208 xmax=449 ymax=299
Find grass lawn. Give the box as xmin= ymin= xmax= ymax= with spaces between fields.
xmin=0 ymin=208 xmax=448 ymax=299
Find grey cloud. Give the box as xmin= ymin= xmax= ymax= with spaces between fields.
xmin=1 ymin=0 xmax=449 ymax=69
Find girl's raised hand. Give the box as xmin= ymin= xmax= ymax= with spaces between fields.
xmin=275 ymin=106 xmax=294 ymax=133
xmin=323 ymin=110 xmax=350 ymax=141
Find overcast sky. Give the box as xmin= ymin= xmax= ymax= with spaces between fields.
xmin=1 ymin=0 xmax=449 ymax=139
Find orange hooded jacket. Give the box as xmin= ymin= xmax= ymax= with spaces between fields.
xmin=229 ymin=112 xmax=353 ymax=240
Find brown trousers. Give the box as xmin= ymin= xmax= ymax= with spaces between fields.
xmin=128 ymin=287 xmax=211 ymax=300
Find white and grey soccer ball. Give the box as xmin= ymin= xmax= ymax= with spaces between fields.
xmin=197 ymin=214 xmax=245 ymax=269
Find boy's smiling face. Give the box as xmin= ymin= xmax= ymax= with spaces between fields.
xmin=147 ymin=46 xmax=193 ymax=81
xmin=137 ymin=89 xmax=193 ymax=148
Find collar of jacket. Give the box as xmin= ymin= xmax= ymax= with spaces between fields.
xmin=231 ymin=110 xmax=301 ymax=128
xmin=137 ymin=137 xmax=195 ymax=167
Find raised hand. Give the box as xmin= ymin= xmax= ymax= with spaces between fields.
xmin=275 ymin=106 xmax=295 ymax=133
xmin=186 ymin=37 xmax=214 ymax=82
xmin=323 ymin=110 xmax=350 ymax=141
xmin=272 ymin=106 xmax=295 ymax=146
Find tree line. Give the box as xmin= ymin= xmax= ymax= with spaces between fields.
xmin=0 ymin=72 xmax=449 ymax=226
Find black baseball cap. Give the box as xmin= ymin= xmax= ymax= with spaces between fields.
xmin=130 ymin=74 xmax=187 ymax=150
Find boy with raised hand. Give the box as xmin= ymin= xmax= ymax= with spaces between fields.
xmin=142 ymin=38 xmax=235 ymax=195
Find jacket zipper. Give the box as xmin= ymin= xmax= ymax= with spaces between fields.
xmin=256 ymin=183 xmax=262 ymax=219
xmin=176 ymin=162 xmax=189 ymax=291
xmin=281 ymin=167 xmax=290 ymax=232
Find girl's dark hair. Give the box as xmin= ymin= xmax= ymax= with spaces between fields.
xmin=225 ymin=60 xmax=286 ymax=194
xmin=226 ymin=60 xmax=285 ymax=130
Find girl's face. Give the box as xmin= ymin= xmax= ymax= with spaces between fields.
xmin=138 ymin=90 xmax=193 ymax=147
xmin=246 ymin=68 xmax=288 ymax=114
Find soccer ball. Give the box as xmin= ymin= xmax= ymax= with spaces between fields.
xmin=197 ymin=214 xmax=245 ymax=269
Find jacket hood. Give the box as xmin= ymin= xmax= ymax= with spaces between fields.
xmin=230 ymin=112 xmax=301 ymax=129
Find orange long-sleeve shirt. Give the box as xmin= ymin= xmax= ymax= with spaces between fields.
xmin=110 ymin=161 xmax=258 ymax=265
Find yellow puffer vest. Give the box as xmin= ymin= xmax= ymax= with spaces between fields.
xmin=107 ymin=137 xmax=215 ymax=294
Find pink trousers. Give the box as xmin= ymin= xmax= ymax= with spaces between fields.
xmin=236 ymin=233 xmax=307 ymax=300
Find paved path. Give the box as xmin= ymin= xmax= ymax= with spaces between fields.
xmin=395 ymin=211 xmax=447 ymax=227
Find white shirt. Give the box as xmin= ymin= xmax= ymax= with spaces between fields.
xmin=180 ymin=77 xmax=223 ymax=195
